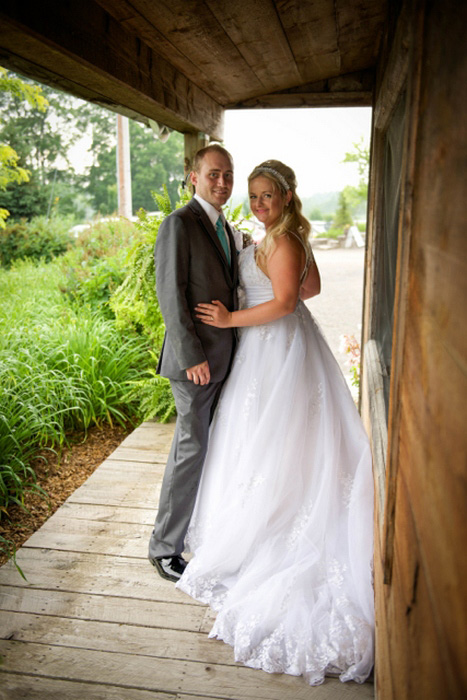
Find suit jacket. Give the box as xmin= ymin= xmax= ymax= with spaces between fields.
xmin=155 ymin=197 xmax=239 ymax=382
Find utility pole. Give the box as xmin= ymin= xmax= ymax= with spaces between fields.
xmin=116 ymin=114 xmax=132 ymax=218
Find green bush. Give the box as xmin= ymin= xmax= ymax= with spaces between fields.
xmin=0 ymin=258 xmax=152 ymax=513
xmin=60 ymin=217 xmax=137 ymax=316
xmin=0 ymin=215 xmax=75 ymax=267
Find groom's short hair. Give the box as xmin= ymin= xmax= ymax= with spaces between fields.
xmin=192 ymin=144 xmax=234 ymax=173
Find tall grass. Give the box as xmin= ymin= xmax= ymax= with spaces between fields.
xmin=0 ymin=258 xmax=151 ymax=512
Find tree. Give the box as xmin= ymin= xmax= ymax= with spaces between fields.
xmin=0 ymin=69 xmax=185 ymax=222
xmin=82 ymin=108 xmax=185 ymax=215
xmin=129 ymin=120 xmax=184 ymax=212
xmin=341 ymin=136 xmax=370 ymax=219
xmin=0 ymin=69 xmax=85 ymax=221
xmin=0 ymin=67 xmax=48 ymax=226
xmin=332 ymin=191 xmax=353 ymax=231
xmin=309 ymin=207 xmax=323 ymax=220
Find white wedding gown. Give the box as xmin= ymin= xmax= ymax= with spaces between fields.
xmin=177 ymin=244 xmax=374 ymax=686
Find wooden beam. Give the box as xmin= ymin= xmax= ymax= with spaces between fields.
xmin=229 ymin=91 xmax=372 ymax=108
xmin=0 ymin=0 xmax=224 ymax=139
xmin=228 ymin=70 xmax=374 ymax=108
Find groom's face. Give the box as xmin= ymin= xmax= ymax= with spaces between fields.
xmin=191 ymin=151 xmax=234 ymax=211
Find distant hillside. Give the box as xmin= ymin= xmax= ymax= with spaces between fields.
xmin=301 ymin=192 xmax=340 ymax=218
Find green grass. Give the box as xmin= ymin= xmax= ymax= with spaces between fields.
xmin=0 ymin=257 xmax=152 ymax=514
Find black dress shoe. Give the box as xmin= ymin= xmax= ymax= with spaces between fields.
xmin=149 ymin=555 xmax=187 ymax=582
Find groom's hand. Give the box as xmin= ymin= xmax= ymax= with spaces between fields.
xmin=186 ymin=360 xmax=211 ymax=385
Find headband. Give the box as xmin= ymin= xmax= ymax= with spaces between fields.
xmin=251 ymin=166 xmax=291 ymax=191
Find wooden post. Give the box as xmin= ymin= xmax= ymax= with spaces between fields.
xmin=184 ymin=132 xmax=209 ymax=193
xmin=116 ymin=114 xmax=132 ymax=218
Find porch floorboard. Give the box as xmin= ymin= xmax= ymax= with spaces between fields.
xmin=0 ymin=421 xmax=374 ymax=699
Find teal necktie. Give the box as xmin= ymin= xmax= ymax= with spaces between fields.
xmin=215 ymin=216 xmax=230 ymax=264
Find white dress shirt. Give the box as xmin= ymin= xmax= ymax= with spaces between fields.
xmin=194 ymin=194 xmax=233 ymax=256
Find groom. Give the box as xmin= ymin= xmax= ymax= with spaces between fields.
xmin=148 ymin=144 xmax=238 ymax=582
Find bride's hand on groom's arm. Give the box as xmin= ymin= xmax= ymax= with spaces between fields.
xmin=195 ymin=301 xmax=232 ymax=329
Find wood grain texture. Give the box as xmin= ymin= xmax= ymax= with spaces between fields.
xmin=0 ymin=0 xmax=387 ymax=130
xmin=362 ymin=1 xmax=467 ymax=697
xmin=0 ymin=639 xmax=373 ymax=699
xmin=0 ymin=0 xmax=224 ymax=138
xmin=0 ymin=422 xmax=374 ymax=698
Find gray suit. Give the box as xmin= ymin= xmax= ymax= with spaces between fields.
xmin=148 ymin=197 xmax=238 ymax=559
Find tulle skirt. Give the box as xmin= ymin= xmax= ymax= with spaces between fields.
xmin=177 ymin=275 xmax=374 ymax=685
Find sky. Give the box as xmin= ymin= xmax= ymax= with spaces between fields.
xmin=223 ymin=107 xmax=372 ymax=199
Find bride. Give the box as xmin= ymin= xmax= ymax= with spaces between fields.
xmin=176 ymin=160 xmax=375 ymax=686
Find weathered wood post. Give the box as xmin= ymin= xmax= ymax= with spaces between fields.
xmin=116 ymin=114 xmax=132 ymax=219
xmin=184 ymin=132 xmax=210 ymax=193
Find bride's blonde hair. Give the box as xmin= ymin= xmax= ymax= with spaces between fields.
xmin=248 ymin=160 xmax=311 ymax=264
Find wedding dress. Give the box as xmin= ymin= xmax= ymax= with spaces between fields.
xmin=177 ymin=244 xmax=374 ymax=686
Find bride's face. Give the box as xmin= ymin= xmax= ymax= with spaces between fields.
xmin=249 ymin=176 xmax=287 ymax=229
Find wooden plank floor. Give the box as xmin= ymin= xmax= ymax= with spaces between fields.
xmin=0 ymin=421 xmax=374 ymax=700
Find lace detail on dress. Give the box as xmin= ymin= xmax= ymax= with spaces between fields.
xmin=309 ymin=382 xmax=324 ymax=418
xmin=326 ymin=558 xmax=348 ymax=589
xmin=243 ymin=378 xmax=258 ymax=418
xmin=286 ymin=502 xmax=314 ymax=551
xmin=339 ymin=472 xmax=355 ymax=509
xmin=258 ymin=324 xmax=273 ymax=341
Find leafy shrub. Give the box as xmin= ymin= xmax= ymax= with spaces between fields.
xmin=70 ymin=216 xmax=137 ymax=261
xmin=0 ymin=258 xmax=152 ymax=513
xmin=0 ymin=215 xmax=74 ymax=267
xmin=60 ymin=217 xmax=137 ymax=316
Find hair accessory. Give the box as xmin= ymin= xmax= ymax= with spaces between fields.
xmin=252 ymin=166 xmax=290 ymax=191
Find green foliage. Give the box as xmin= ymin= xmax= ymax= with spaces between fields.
xmin=0 ymin=73 xmax=83 ymax=221
xmin=343 ymin=136 xmax=370 ymax=179
xmin=0 ymin=68 xmax=186 ymax=223
xmin=309 ymin=207 xmax=324 ymax=220
xmin=60 ymin=217 xmax=137 ymax=315
xmin=125 ymin=353 xmax=175 ymax=423
xmin=0 ymin=215 xmax=75 ymax=267
xmin=83 ymin=106 xmax=185 ymax=216
xmin=341 ymin=136 xmax=370 ymax=220
xmin=0 ymin=67 xmax=48 ymax=111
xmin=110 ymin=209 xmax=165 ymax=347
xmin=0 ymin=67 xmax=48 ymax=227
xmin=110 ymin=185 xmax=189 ymax=349
xmin=331 ymin=191 xmax=353 ymax=231
xmin=0 ymin=257 xmax=152 ymax=514
xmin=301 ymin=192 xmax=339 ymax=220
xmin=130 ymin=120 xmax=185 ymax=212
xmin=0 ymin=535 xmax=27 ymax=579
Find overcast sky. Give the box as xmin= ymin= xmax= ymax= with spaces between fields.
xmin=223 ymin=107 xmax=372 ymax=199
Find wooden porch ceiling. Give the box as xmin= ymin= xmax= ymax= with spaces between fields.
xmin=0 ymin=0 xmax=386 ymax=140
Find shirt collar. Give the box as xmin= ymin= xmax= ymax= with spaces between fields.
xmin=194 ymin=193 xmax=225 ymax=229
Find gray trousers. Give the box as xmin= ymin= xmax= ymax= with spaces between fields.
xmin=148 ymin=379 xmax=223 ymax=559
